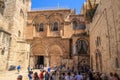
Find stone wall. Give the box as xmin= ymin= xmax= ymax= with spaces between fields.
xmin=0 ymin=30 xmax=11 ymax=71
xmin=0 ymin=0 xmax=31 ymax=70
xmin=90 ymin=0 xmax=120 ymax=75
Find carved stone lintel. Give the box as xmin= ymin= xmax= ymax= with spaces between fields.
xmin=64 ymin=22 xmax=71 ymax=25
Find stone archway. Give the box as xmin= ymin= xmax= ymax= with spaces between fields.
xmin=30 ymin=44 xmax=47 ymax=68
xmin=48 ymin=45 xmax=63 ymax=67
xmin=95 ymin=49 xmax=102 ymax=72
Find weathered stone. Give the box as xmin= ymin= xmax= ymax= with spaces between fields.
xmin=89 ymin=0 xmax=120 ymax=75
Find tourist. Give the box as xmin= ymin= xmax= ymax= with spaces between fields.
xmin=27 ymin=65 xmax=31 ymax=72
xmin=88 ymin=71 xmax=94 ymax=80
xmin=39 ymin=70 xmax=44 ymax=80
xmin=113 ymin=73 xmax=120 ymax=80
xmin=59 ymin=64 xmax=63 ymax=72
xmin=50 ymin=72 xmax=56 ymax=80
xmin=28 ymin=71 xmax=33 ymax=80
xmin=72 ymin=74 xmax=76 ymax=80
xmin=61 ymin=72 xmax=65 ymax=80
xmin=45 ymin=71 xmax=49 ymax=80
xmin=17 ymin=75 xmax=22 ymax=80
xmin=48 ymin=66 xmax=51 ymax=73
xmin=65 ymin=72 xmax=73 ymax=80
xmin=33 ymin=72 xmax=39 ymax=80
xmin=84 ymin=72 xmax=90 ymax=80
xmin=17 ymin=65 xmax=21 ymax=73
xmin=75 ymin=72 xmax=83 ymax=80
xmin=109 ymin=72 xmax=115 ymax=80
xmin=100 ymin=73 xmax=109 ymax=80
xmin=67 ymin=67 xmax=71 ymax=73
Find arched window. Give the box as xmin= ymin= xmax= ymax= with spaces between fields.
xmin=39 ymin=23 xmax=44 ymax=31
xmin=0 ymin=1 xmax=5 ymax=15
xmin=18 ymin=30 xmax=21 ymax=37
xmin=20 ymin=9 xmax=24 ymax=18
xmin=96 ymin=36 xmax=101 ymax=47
xmin=115 ymin=58 xmax=120 ymax=68
xmin=95 ymin=49 xmax=102 ymax=72
xmin=73 ymin=21 xmax=77 ymax=30
xmin=1 ymin=47 xmax=5 ymax=55
xmin=52 ymin=22 xmax=58 ymax=31
xmin=76 ymin=40 xmax=88 ymax=54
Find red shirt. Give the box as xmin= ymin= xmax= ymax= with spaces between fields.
xmin=39 ymin=72 xmax=44 ymax=79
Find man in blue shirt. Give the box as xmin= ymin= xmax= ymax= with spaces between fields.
xmin=28 ymin=71 xmax=32 ymax=80
xmin=17 ymin=65 xmax=21 ymax=73
xmin=48 ymin=66 xmax=51 ymax=73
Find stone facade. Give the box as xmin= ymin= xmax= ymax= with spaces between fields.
xmin=89 ymin=0 xmax=120 ymax=75
xmin=0 ymin=0 xmax=31 ymax=71
xmin=0 ymin=28 xmax=11 ymax=70
xmin=0 ymin=0 xmax=89 ymax=71
xmin=26 ymin=9 xmax=89 ymax=68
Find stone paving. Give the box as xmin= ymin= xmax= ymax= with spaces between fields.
xmin=0 ymin=69 xmax=59 ymax=80
xmin=0 ymin=70 xmax=29 ymax=80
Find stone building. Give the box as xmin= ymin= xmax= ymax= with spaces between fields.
xmin=0 ymin=11 xmax=11 ymax=70
xmin=26 ymin=9 xmax=89 ymax=68
xmin=0 ymin=0 xmax=89 ymax=71
xmin=88 ymin=0 xmax=120 ymax=75
xmin=0 ymin=0 xmax=31 ymax=71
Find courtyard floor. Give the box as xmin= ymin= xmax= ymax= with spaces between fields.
xmin=0 ymin=70 xmax=30 ymax=80
xmin=0 ymin=69 xmax=59 ymax=80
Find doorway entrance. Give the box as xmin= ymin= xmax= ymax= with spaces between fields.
xmin=37 ymin=56 xmax=44 ymax=65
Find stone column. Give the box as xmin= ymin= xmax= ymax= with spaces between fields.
xmin=44 ymin=56 xmax=49 ymax=67
xmin=0 ymin=32 xmax=3 ymax=50
xmin=30 ymin=55 xmax=35 ymax=68
xmin=73 ymin=45 xmax=76 ymax=54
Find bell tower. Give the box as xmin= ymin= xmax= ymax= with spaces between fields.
xmin=2 ymin=0 xmax=32 ymax=69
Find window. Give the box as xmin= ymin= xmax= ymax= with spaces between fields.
xmin=73 ymin=21 xmax=77 ymax=30
xmin=1 ymin=47 xmax=5 ymax=55
xmin=20 ymin=9 xmax=24 ymax=18
xmin=115 ymin=58 xmax=120 ymax=68
xmin=96 ymin=36 xmax=101 ymax=47
xmin=39 ymin=23 xmax=44 ymax=31
xmin=52 ymin=22 xmax=58 ymax=31
xmin=76 ymin=40 xmax=88 ymax=54
xmin=18 ymin=31 xmax=21 ymax=37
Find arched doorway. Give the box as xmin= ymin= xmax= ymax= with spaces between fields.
xmin=75 ymin=39 xmax=89 ymax=72
xmin=95 ymin=49 xmax=102 ymax=72
xmin=31 ymin=44 xmax=46 ymax=68
xmin=48 ymin=45 xmax=62 ymax=67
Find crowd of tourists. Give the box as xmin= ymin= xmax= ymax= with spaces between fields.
xmin=17 ymin=64 xmax=120 ymax=80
